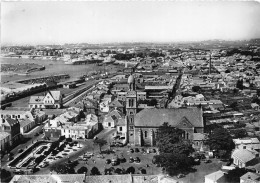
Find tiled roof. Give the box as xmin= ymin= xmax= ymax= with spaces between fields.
xmin=29 ymin=96 xmax=44 ymax=104
xmin=134 ymin=107 xmax=203 ymax=128
xmin=49 ymin=91 xmax=61 ymax=101
xmin=232 ymin=149 xmax=256 ymax=163
xmin=0 ymin=132 xmax=11 ymax=140
xmin=205 ymin=170 xmax=225 ymax=181
xmin=109 ymin=99 xmax=123 ymax=108
xmin=240 ymin=172 xmax=260 ymax=181
xmin=19 ymin=118 xmax=33 ymax=128
xmin=10 ymin=174 xmax=85 ymax=183
xmin=85 ymin=175 xmax=132 ymax=183
xmin=5 ymin=117 xmax=19 ymax=126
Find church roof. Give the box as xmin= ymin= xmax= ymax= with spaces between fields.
xmin=134 ymin=107 xmax=203 ymax=128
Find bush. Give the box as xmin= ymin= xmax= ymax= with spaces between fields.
xmin=66 ymin=138 xmax=72 ymax=142
xmin=126 ymin=167 xmax=135 ymax=174
xmin=77 ymin=166 xmax=88 ymax=174
xmin=59 ymin=136 xmax=65 ymax=142
xmin=140 ymin=169 xmax=146 ymax=174
xmin=91 ymin=167 xmax=101 ymax=175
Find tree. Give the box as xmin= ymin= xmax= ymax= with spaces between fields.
xmin=66 ymin=137 xmax=72 ymax=142
xmin=77 ymin=166 xmax=88 ymax=174
xmin=0 ymin=169 xmax=11 ymax=180
xmin=115 ymin=168 xmax=122 ymax=174
xmin=50 ymin=141 xmax=59 ymax=150
xmin=192 ymin=86 xmax=201 ymax=93
xmin=236 ymin=78 xmax=243 ymax=90
xmin=156 ymin=123 xmax=194 ymax=156
xmin=126 ymin=166 xmax=135 ymax=174
xmin=226 ymin=168 xmax=249 ymax=183
xmin=50 ymin=164 xmax=75 ymax=174
xmin=90 ymin=167 xmax=101 ymax=175
xmin=79 ymin=110 xmax=85 ymax=119
xmin=93 ymin=139 xmax=107 ymax=152
xmin=230 ymin=129 xmax=247 ymax=138
xmin=205 ymin=128 xmax=235 ymax=153
xmin=140 ymin=169 xmax=147 ymax=174
xmin=153 ymin=153 xmax=193 ymax=176
xmin=149 ymin=99 xmax=157 ymax=106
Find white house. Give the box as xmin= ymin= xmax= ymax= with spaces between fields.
xmin=0 ymin=132 xmax=11 ymax=152
xmin=231 ymin=148 xmax=259 ymax=168
xmin=29 ymin=91 xmax=62 ymax=109
xmin=99 ymin=100 xmax=109 ymax=113
xmin=205 ymin=170 xmax=226 ymax=183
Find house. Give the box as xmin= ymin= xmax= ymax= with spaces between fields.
xmin=74 ymin=98 xmax=98 ymax=115
xmin=0 ymin=132 xmax=11 ymax=152
xmin=116 ymin=117 xmax=127 ymax=141
xmin=233 ymin=138 xmax=260 ymax=152
xmin=44 ymin=114 xmax=99 ymax=139
xmin=103 ymin=115 xmax=117 ymax=128
xmin=205 ymin=170 xmax=226 ymax=183
xmin=231 ymin=148 xmax=260 ymax=168
xmin=251 ymin=103 xmax=260 ymax=111
xmin=10 ymin=174 xmax=163 ymax=183
xmin=193 ymin=133 xmax=206 ymax=150
xmin=29 ymin=90 xmax=62 ymax=109
xmin=240 ymin=172 xmax=260 ymax=183
xmin=132 ymin=107 xmax=204 ymax=146
xmin=100 ymin=100 xmax=110 ymax=113
xmin=0 ymin=117 xmax=21 ymax=147
xmin=109 ymin=99 xmax=124 ymax=113
xmin=19 ymin=118 xmax=36 ymax=134
xmin=102 ymin=109 xmax=123 ymax=129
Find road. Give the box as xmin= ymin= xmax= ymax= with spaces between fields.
xmin=165 ymin=69 xmax=183 ymax=108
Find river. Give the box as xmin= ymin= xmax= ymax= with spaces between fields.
xmin=0 ymin=57 xmax=104 ymax=83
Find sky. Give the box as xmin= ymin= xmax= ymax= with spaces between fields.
xmin=1 ymin=1 xmax=260 ymax=45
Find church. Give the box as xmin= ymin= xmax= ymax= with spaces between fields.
xmin=125 ymin=74 xmax=204 ymax=146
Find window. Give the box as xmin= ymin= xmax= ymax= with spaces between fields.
xmin=130 ymin=118 xmax=133 ymax=124
xmin=12 ymin=115 xmax=15 ymax=118
xmin=130 ymin=126 xmax=134 ymax=130
xmin=119 ymin=127 xmax=122 ymax=131
xmin=69 ymin=130 xmax=70 ymax=133
xmin=144 ymin=131 xmax=148 ymax=138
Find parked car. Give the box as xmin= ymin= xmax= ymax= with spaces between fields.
xmin=134 ymin=157 xmax=141 ymax=163
xmin=204 ymin=159 xmax=212 ymax=163
xmin=116 ymin=142 xmax=123 ymax=147
xmin=96 ymin=154 xmax=104 ymax=159
xmin=85 ymin=152 xmax=94 ymax=156
xmin=106 ymin=159 xmax=111 ymax=164
xmin=130 ymin=149 xmax=134 ymax=153
xmin=129 ymin=157 xmax=134 ymax=163
xmin=13 ymin=170 xmax=24 ymax=174
xmin=111 ymin=158 xmax=119 ymax=166
xmin=177 ymin=173 xmax=185 ymax=179
xmin=119 ymin=157 xmax=126 ymax=163
xmin=134 ymin=148 xmax=140 ymax=153
xmin=151 ymin=149 xmax=157 ymax=153
xmin=18 ymin=149 xmax=23 ymax=153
